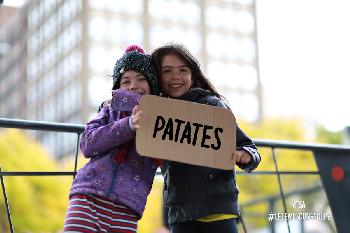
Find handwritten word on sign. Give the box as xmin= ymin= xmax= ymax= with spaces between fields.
xmin=136 ymin=95 xmax=236 ymax=170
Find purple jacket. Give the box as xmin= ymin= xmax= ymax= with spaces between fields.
xmin=70 ymin=89 xmax=158 ymax=219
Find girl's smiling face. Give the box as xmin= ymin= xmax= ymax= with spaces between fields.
xmin=119 ymin=70 xmax=150 ymax=95
xmin=160 ymin=54 xmax=192 ymax=98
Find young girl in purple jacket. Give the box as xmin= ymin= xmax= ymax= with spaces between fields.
xmin=63 ymin=45 xmax=161 ymax=233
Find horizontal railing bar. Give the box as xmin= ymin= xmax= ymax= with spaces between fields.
xmin=0 ymin=172 xmax=76 ymax=176
xmin=254 ymin=138 xmax=350 ymax=152
xmin=0 ymin=171 xmax=319 ymax=176
xmin=0 ymin=171 xmax=161 ymax=177
xmin=1 ymin=118 xmax=350 ymax=153
xmin=236 ymin=171 xmax=319 ymax=175
xmin=0 ymin=118 xmax=85 ymax=133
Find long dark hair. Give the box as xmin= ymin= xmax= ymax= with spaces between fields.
xmin=151 ymin=43 xmax=223 ymax=99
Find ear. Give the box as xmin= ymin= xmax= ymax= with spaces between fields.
xmin=191 ymin=79 xmax=196 ymax=87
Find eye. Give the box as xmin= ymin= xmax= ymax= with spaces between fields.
xmin=180 ymin=68 xmax=190 ymax=73
xmin=121 ymin=80 xmax=130 ymax=85
xmin=138 ymin=77 xmax=146 ymax=81
xmin=161 ymin=68 xmax=171 ymax=73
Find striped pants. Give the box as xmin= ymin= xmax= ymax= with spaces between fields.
xmin=64 ymin=194 xmax=138 ymax=233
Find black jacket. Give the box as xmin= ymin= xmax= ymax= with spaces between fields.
xmin=162 ymin=88 xmax=261 ymax=224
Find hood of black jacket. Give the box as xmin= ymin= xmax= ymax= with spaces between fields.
xmin=175 ymin=88 xmax=212 ymax=102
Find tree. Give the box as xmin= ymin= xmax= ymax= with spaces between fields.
xmin=138 ymin=177 xmax=165 ymax=233
xmin=0 ymin=129 xmax=167 ymax=233
xmin=236 ymin=118 xmax=329 ymax=230
xmin=314 ymin=125 xmax=342 ymax=144
xmin=0 ymin=129 xmax=71 ymax=233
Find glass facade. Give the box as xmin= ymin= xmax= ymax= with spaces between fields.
xmin=0 ymin=7 xmax=26 ymax=120
xmin=0 ymin=0 xmax=261 ymax=157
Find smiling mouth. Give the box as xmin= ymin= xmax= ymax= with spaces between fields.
xmin=129 ymin=90 xmax=145 ymax=95
xmin=169 ymin=84 xmax=184 ymax=88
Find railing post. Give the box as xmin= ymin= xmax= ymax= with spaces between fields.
xmin=73 ymin=133 xmax=81 ymax=180
xmin=238 ymin=209 xmax=247 ymax=233
xmin=268 ymin=199 xmax=275 ymax=233
xmin=271 ymin=147 xmax=291 ymax=233
xmin=0 ymin=166 xmax=14 ymax=233
xmin=300 ymin=218 xmax=305 ymax=233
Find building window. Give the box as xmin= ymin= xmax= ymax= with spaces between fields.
xmin=235 ymin=11 xmax=255 ymax=34
xmin=89 ymin=45 xmax=110 ymax=74
xmin=149 ymin=0 xmax=200 ymax=25
xmin=149 ymin=26 xmax=201 ymax=53
xmin=28 ymin=6 xmax=39 ymax=31
xmin=88 ymin=16 xmax=108 ymax=41
xmin=88 ymin=76 xmax=111 ymax=108
xmin=121 ymin=21 xmax=143 ymax=44
xmin=237 ymin=37 xmax=256 ymax=63
xmin=110 ymin=0 xmax=143 ymax=15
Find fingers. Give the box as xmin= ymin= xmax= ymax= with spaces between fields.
xmin=234 ymin=150 xmax=252 ymax=164
xmin=132 ymin=105 xmax=140 ymax=115
xmin=231 ymin=151 xmax=237 ymax=163
xmin=131 ymin=105 xmax=142 ymax=129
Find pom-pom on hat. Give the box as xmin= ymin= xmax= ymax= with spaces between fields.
xmin=112 ymin=45 xmax=160 ymax=95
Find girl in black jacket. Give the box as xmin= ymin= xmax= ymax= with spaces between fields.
xmin=152 ymin=43 xmax=261 ymax=233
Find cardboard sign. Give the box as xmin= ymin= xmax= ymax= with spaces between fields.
xmin=136 ymin=95 xmax=236 ymax=170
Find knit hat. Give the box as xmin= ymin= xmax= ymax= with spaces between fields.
xmin=112 ymin=45 xmax=160 ymax=95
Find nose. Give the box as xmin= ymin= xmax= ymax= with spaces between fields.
xmin=171 ymin=70 xmax=181 ymax=80
xmin=128 ymin=80 xmax=138 ymax=91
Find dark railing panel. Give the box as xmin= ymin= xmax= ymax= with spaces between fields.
xmin=314 ymin=150 xmax=350 ymax=233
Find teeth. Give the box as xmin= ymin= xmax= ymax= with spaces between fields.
xmin=170 ymin=84 xmax=182 ymax=88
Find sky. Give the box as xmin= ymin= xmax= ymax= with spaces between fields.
xmin=256 ymin=0 xmax=350 ymax=131
xmin=3 ymin=0 xmax=350 ymax=132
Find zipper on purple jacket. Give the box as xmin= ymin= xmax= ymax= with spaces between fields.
xmin=107 ymin=164 xmax=120 ymax=197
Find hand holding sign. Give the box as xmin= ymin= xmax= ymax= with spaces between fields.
xmin=136 ymin=95 xmax=236 ymax=170
xmin=130 ymin=105 xmax=142 ymax=130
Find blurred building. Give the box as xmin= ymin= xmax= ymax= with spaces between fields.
xmin=0 ymin=0 xmax=261 ymax=157
xmin=0 ymin=6 xmax=27 ymax=119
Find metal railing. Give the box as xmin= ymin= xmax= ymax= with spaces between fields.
xmin=1 ymin=118 xmax=350 ymax=233
xmin=0 ymin=118 xmax=83 ymax=233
